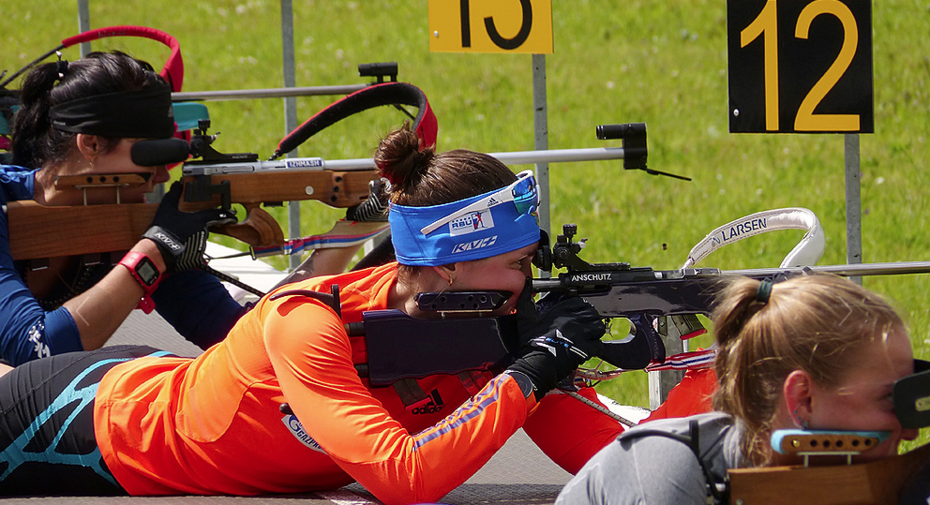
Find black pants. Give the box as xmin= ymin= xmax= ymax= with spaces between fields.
xmin=0 ymin=345 xmax=170 ymax=496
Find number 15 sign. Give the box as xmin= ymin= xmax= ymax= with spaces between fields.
xmin=728 ymin=0 xmax=873 ymax=133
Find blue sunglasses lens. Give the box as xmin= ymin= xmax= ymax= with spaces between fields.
xmin=511 ymin=176 xmax=538 ymax=215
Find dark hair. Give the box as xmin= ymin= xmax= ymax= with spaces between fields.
xmin=375 ymin=123 xmax=516 ymax=206
xmin=711 ymin=274 xmax=906 ymax=465
xmin=10 ymin=51 xmax=164 ymax=171
xmin=374 ymin=123 xmax=517 ymax=276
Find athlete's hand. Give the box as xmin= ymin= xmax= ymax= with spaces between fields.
xmin=171 ymin=230 xmax=208 ymax=272
xmin=143 ymin=182 xmax=235 ymax=272
xmin=506 ymin=283 xmax=606 ymax=401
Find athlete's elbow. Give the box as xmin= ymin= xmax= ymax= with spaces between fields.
xmin=376 ymin=489 xmax=446 ymax=505
xmin=366 ymin=480 xmax=450 ymax=505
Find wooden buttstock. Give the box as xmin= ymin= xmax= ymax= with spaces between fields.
xmin=7 ymin=200 xmax=157 ymax=260
xmin=728 ymin=442 xmax=930 ymax=505
xmin=7 ymin=201 xmax=286 ymax=260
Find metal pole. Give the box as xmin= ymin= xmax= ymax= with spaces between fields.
xmin=281 ymin=0 xmax=301 ymax=271
xmin=845 ymin=133 xmax=862 ymax=285
xmin=187 ymin=147 xmax=636 ymax=174
xmin=172 ymin=85 xmax=366 ymax=102
xmin=77 ymin=0 xmax=91 ymax=56
xmin=649 ymin=318 xmax=685 ymax=410
xmin=532 ymin=54 xmax=550 ymax=242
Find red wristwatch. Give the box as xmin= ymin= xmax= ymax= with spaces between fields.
xmin=118 ymin=251 xmax=163 ymax=314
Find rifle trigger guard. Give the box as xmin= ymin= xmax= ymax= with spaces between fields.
xmin=215 ymin=206 xmax=284 ymax=248
xmin=598 ymin=313 xmax=667 ymax=370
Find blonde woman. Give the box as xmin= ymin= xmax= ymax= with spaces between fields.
xmin=557 ymin=274 xmax=917 ymax=505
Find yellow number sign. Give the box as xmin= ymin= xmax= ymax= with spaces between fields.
xmin=429 ymin=0 xmax=553 ymax=54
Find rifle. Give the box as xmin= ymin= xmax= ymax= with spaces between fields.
xmin=6 ymin=115 xmax=654 ymax=261
xmin=348 ymin=222 xmax=930 ymax=387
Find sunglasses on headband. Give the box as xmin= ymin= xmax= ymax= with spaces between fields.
xmin=420 ymin=170 xmax=540 ymax=235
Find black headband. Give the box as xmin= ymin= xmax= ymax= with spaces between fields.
xmin=49 ymin=83 xmax=175 ymax=139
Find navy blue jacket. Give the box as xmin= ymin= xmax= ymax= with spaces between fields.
xmin=0 ymin=165 xmax=246 ymax=365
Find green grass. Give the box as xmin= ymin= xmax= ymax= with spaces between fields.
xmin=4 ymin=0 xmax=930 ymax=445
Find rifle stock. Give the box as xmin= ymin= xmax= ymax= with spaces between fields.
xmin=727 ymin=442 xmax=930 ymax=505
xmin=4 ymin=168 xmax=379 ymax=261
xmin=7 ymin=200 xmax=156 ymax=260
xmin=179 ymin=169 xmax=378 ymax=210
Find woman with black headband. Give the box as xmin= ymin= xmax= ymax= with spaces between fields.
xmin=0 ymin=51 xmax=242 ymax=366
xmin=557 ymin=274 xmax=918 ymax=505
xmin=0 ymin=124 xmax=636 ymax=501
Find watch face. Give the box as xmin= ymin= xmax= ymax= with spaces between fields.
xmin=136 ymin=259 xmax=159 ymax=286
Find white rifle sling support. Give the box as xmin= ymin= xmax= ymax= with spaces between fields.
xmin=682 ymin=208 xmax=825 ymax=269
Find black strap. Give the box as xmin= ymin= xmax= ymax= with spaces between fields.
xmin=269 ymin=285 xmax=342 ymax=318
xmin=271 ymin=81 xmax=436 ymax=159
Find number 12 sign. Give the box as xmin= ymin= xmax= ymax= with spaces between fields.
xmin=728 ymin=0 xmax=873 ymax=133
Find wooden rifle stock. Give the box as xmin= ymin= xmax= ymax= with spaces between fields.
xmin=8 ymin=201 xmax=156 ymax=260
xmin=728 ymin=442 xmax=930 ymax=505
xmin=6 ymin=169 xmax=379 ymax=261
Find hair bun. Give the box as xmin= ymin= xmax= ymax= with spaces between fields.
xmin=374 ymin=123 xmax=433 ymax=193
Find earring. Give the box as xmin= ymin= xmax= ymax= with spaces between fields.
xmin=447 ymin=275 xmax=455 ymax=287
xmin=793 ymin=406 xmax=810 ymax=430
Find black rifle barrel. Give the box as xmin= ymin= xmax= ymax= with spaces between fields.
xmin=530 ymin=260 xmax=930 ymax=294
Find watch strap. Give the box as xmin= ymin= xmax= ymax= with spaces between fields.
xmin=504 ymin=370 xmax=537 ymax=399
xmin=119 ymin=251 xmax=162 ymax=314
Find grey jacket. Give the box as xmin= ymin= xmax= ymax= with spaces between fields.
xmin=557 ymin=412 xmax=748 ymax=505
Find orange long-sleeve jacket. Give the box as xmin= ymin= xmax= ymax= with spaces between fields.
xmin=94 ymin=263 xmax=626 ymax=504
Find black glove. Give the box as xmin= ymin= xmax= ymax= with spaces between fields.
xmin=172 ymin=230 xmax=209 ymax=272
xmin=345 ymin=178 xmax=389 ymax=222
xmin=506 ymin=283 xmax=607 ymax=401
xmin=143 ymin=182 xmax=236 ymax=272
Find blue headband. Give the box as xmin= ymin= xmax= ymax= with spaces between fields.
xmin=389 ymin=172 xmax=541 ymax=266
